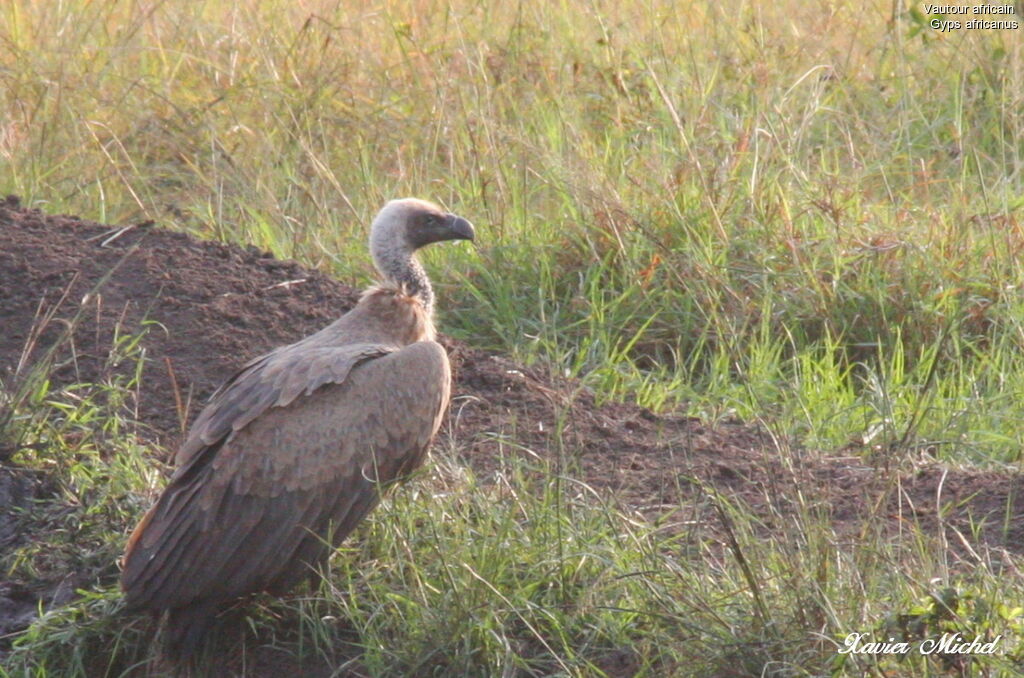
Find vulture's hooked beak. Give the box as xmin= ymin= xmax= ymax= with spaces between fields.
xmin=445 ymin=214 xmax=475 ymax=242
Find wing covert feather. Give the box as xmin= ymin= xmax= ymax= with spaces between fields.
xmin=176 ymin=342 xmax=395 ymax=466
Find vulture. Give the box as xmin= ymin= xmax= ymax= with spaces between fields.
xmin=121 ymin=198 xmax=474 ymax=656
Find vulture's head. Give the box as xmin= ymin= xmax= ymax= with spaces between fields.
xmin=370 ymin=198 xmax=474 ymax=266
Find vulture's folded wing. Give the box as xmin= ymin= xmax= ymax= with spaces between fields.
xmin=175 ymin=341 xmax=396 ymax=467
xmin=121 ymin=340 xmax=450 ymax=611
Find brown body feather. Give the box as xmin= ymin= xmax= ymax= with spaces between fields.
xmin=120 ymin=199 xmax=473 ymax=658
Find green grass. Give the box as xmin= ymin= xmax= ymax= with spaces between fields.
xmin=2 ymin=0 xmax=1024 ymax=675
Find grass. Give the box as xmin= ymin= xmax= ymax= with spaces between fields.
xmin=5 ymin=370 xmax=1024 ymax=676
xmin=1 ymin=0 xmax=1024 ymax=675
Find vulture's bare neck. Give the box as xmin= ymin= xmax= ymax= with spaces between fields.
xmin=373 ymin=243 xmax=434 ymax=316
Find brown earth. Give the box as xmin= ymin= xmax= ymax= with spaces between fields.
xmin=1 ymin=198 xmax=1022 ymax=670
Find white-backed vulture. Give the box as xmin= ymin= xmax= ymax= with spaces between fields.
xmin=120 ymin=198 xmax=474 ymax=657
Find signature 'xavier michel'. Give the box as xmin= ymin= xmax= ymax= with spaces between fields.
xmin=120 ymin=198 xmax=474 ymax=656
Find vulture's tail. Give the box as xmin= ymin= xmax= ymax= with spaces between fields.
xmin=162 ymin=601 xmax=219 ymax=664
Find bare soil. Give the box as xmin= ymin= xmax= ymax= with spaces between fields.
xmin=1 ymin=198 xmax=1021 ymax=672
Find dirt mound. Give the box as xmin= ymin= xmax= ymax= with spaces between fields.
xmin=1 ymin=197 xmax=1021 ymax=561
xmin=0 ymin=196 xmax=362 ymax=445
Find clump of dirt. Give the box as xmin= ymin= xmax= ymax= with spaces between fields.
xmin=1 ymin=198 xmax=1022 ymax=661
